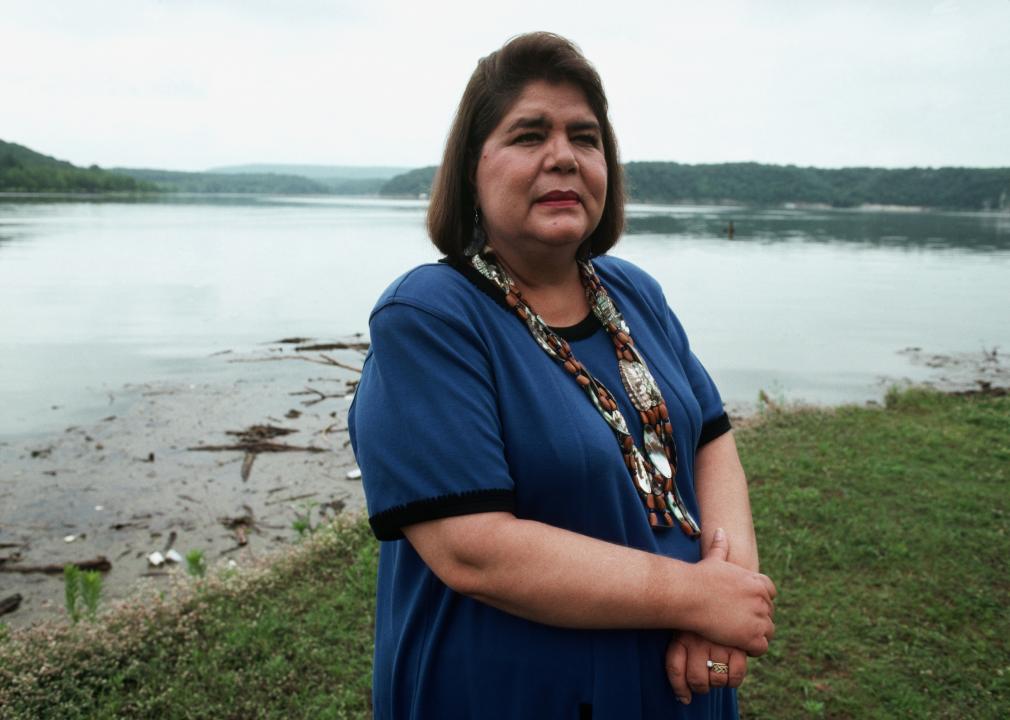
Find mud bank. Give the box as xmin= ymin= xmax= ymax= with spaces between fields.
xmin=0 ymin=342 xmax=367 ymax=630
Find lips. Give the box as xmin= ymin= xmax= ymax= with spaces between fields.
xmin=535 ymin=190 xmax=581 ymax=204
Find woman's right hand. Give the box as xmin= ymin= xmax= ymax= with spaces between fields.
xmin=689 ymin=527 xmax=777 ymax=656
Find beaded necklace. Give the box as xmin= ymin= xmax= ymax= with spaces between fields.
xmin=470 ymin=249 xmax=701 ymax=536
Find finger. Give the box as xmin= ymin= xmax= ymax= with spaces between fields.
xmin=707 ymin=648 xmax=731 ymax=689
xmin=763 ymin=575 xmax=777 ymax=600
xmin=707 ymin=527 xmax=729 ymax=562
xmin=766 ymin=618 xmax=776 ymax=642
xmin=686 ymin=643 xmax=712 ymax=696
xmin=746 ymin=634 xmax=769 ymax=657
xmin=665 ymin=639 xmax=691 ymax=705
xmin=727 ymin=649 xmax=747 ymax=689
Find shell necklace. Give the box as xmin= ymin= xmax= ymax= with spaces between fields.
xmin=470 ymin=249 xmax=701 ymax=536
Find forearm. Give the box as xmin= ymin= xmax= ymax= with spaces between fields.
xmin=695 ymin=431 xmax=759 ymax=571
xmin=405 ymin=512 xmax=706 ymax=630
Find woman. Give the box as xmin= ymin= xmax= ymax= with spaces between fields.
xmin=349 ymin=32 xmax=775 ymax=719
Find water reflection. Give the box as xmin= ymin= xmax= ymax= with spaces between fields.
xmin=624 ymin=205 xmax=1010 ymax=252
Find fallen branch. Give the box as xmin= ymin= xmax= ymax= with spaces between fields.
xmin=0 ymin=594 xmax=22 ymax=616
xmin=228 ymin=353 xmax=362 ymax=373
xmin=295 ymin=341 xmax=369 ymax=352
xmin=241 ymin=452 xmax=256 ymax=481
xmin=189 ymin=441 xmax=325 ymax=454
xmin=290 ymin=387 xmax=344 ymax=406
xmin=0 ymin=556 xmax=112 ymax=575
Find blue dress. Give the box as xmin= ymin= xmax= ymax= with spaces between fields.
xmin=349 ymin=255 xmax=735 ymax=719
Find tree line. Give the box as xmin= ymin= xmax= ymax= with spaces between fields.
xmin=0 ymin=140 xmax=154 ymax=193
xmin=378 ymin=162 xmax=1010 ymax=211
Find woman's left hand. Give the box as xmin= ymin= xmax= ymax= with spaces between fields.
xmin=665 ymin=630 xmax=747 ymax=705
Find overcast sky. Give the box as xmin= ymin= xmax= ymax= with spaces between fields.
xmin=2 ymin=0 xmax=1009 ymax=171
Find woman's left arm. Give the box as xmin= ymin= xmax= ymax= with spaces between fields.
xmin=695 ymin=430 xmax=759 ymax=573
xmin=666 ymin=430 xmax=762 ymax=704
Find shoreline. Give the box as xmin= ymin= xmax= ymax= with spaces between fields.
xmin=0 ymin=343 xmax=367 ymax=631
xmin=1 ymin=344 xmax=1006 ymax=631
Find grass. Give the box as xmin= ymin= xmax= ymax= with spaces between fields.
xmin=0 ymin=387 xmax=1007 ymax=718
xmin=739 ymin=388 xmax=1010 ymax=719
xmin=0 ymin=519 xmax=378 ymax=719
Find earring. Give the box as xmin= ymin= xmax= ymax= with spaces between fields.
xmin=464 ymin=206 xmax=487 ymax=257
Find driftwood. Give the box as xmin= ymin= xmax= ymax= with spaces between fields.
xmin=291 ymin=387 xmax=344 ymax=406
xmin=229 ymin=353 xmax=362 ymax=373
xmin=188 ymin=424 xmax=324 ymax=455
xmin=0 ymin=594 xmax=22 ymax=616
xmin=295 ymin=341 xmax=370 ymax=352
xmin=241 ymin=452 xmax=256 ymax=481
xmin=190 ymin=441 xmax=325 ymax=454
xmin=0 ymin=556 xmax=112 ymax=575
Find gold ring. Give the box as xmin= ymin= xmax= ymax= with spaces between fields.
xmin=706 ymin=660 xmax=729 ymax=674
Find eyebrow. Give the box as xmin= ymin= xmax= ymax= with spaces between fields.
xmin=505 ymin=115 xmax=601 ymax=134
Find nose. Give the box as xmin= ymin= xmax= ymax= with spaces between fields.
xmin=545 ymin=134 xmax=577 ymax=173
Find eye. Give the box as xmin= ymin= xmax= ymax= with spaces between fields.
xmin=574 ymin=133 xmax=600 ymax=148
xmin=512 ymin=132 xmax=543 ymax=144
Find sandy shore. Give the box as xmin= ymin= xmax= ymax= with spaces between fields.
xmin=0 ymin=343 xmax=366 ymax=630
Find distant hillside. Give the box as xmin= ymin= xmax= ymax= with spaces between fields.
xmin=380 ymin=166 xmax=438 ymax=198
xmin=624 ymin=162 xmax=1010 ymax=211
xmin=0 ymin=139 xmax=155 ymax=193
xmin=207 ymin=164 xmax=410 ymax=180
xmin=113 ymin=168 xmax=334 ymax=194
xmin=379 ymin=162 xmax=1010 ymax=211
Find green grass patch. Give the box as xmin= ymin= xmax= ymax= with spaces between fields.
xmin=1 ymin=388 xmax=1007 ymax=718
xmin=0 ymin=519 xmax=378 ymax=719
xmin=740 ymin=388 xmax=1010 ymax=719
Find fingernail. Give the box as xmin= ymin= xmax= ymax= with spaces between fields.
xmin=677 ymin=696 xmax=690 ymax=705
xmin=713 ymin=527 xmax=725 ymax=542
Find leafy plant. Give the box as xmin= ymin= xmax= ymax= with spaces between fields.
xmin=292 ymin=501 xmax=319 ymax=540
xmin=185 ymin=549 xmax=207 ymax=578
xmin=64 ymin=565 xmax=82 ymax=624
xmin=80 ymin=571 xmax=102 ymax=620
xmin=63 ymin=565 xmax=102 ymax=623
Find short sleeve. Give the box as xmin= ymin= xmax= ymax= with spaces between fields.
xmin=663 ymin=305 xmax=732 ymax=447
xmin=348 ymin=300 xmax=515 ymax=541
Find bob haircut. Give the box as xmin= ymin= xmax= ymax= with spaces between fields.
xmin=427 ymin=32 xmax=625 ymax=262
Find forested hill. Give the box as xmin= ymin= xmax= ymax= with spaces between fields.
xmin=380 ymin=162 xmax=1010 ymax=211
xmin=113 ymin=167 xmax=332 ymax=195
xmin=0 ymin=139 xmax=154 ymax=193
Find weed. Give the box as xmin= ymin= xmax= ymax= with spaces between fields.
xmin=63 ymin=565 xmax=81 ymax=624
xmin=63 ymin=565 xmax=103 ymax=623
xmin=185 ymin=549 xmax=207 ymax=578
xmin=80 ymin=571 xmax=102 ymax=620
xmin=292 ymin=500 xmax=319 ymax=539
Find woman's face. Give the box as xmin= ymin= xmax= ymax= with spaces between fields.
xmin=474 ymin=80 xmax=608 ymax=260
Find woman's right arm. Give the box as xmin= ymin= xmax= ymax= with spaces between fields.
xmin=403 ymin=512 xmax=776 ymax=656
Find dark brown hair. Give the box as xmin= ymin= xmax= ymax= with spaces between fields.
xmin=427 ymin=32 xmax=625 ymax=261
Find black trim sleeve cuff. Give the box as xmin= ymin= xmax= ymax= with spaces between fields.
xmin=698 ymin=411 xmax=732 ymax=448
xmin=369 ymin=488 xmax=516 ymax=541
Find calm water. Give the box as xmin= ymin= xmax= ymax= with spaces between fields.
xmin=2 ymin=196 xmax=1008 ymax=438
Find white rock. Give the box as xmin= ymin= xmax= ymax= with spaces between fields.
xmin=147 ymin=551 xmax=165 ymax=567
xmin=165 ymin=549 xmax=184 ymax=564
xmin=63 ymin=535 xmax=76 ymax=543
xmin=346 ymin=467 xmax=362 ymax=480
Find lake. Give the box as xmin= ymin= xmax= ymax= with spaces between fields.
xmin=1 ymin=196 xmax=1008 ymax=438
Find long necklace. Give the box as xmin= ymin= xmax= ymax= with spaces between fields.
xmin=470 ymin=250 xmax=701 ymax=537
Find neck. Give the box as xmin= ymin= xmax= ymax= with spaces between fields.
xmin=486 ymin=242 xmax=590 ymax=327
xmin=488 ymin=241 xmax=582 ymax=290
